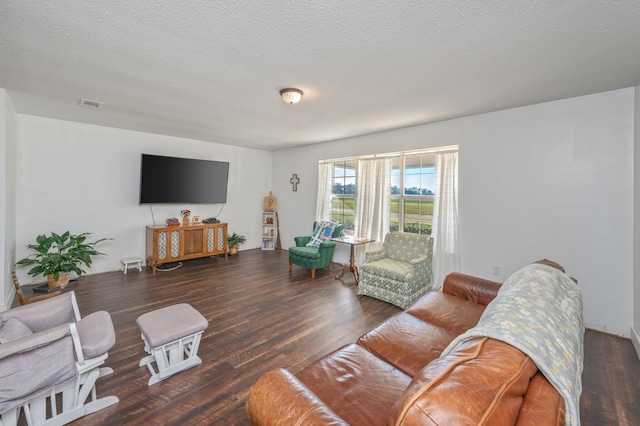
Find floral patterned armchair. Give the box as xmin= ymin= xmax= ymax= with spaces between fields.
xmin=358 ymin=232 xmax=434 ymax=308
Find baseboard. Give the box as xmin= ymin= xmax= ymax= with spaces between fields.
xmin=631 ymin=326 xmax=640 ymax=361
xmin=1 ymin=285 xmax=16 ymax=311
xmin=584 ymin=322 xmax=628 ymax=338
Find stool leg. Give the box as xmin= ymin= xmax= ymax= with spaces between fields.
xmin=124 ymin=263 xmax=128 ymax=274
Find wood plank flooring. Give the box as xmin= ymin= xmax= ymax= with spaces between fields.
xmin=14 ymin=249 xmax=640 ymax=425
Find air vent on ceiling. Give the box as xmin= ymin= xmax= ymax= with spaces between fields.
xmin=79 ymin=98 xmax=103 ymax=109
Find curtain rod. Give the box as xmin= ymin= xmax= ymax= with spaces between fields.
xmin=319 ymin=145 xmax=458 ymax=164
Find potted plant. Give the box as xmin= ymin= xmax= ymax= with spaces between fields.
xmin=227 ymin=232 xmax=247 ymax=255
xmin=16 ymin=231 xmax=110 ymax=289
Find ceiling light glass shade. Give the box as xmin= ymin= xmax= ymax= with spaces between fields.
xmin=280 ymin=88 xmax=303 ymax=104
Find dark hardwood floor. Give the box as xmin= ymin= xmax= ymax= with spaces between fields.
xmin=14 ymin=249 xmax=640 ymax=425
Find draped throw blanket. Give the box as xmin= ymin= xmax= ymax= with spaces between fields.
xmin=441 ymin=263 xmax=584 ymax=426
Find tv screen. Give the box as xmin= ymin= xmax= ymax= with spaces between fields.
xmin=139 ymin=154 xmax=229 ymax=204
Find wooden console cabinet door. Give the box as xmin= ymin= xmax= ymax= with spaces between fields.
xmin=146 ymin=223 xmax=228 ymax=272
xmin=184 ymin=228 xmax=204 ymax=256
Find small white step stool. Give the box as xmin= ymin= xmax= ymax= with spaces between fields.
xmin=121 ymin=257 xmax=143 ymax=274
xmin=136 ymin=304 xmax=209 ymax=386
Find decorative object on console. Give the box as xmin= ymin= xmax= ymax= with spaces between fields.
xmin=16 ymin=231 xmax=110 ymax=290
xmin=263 ymin=191 xmax=277 ymax=211
xmin=166 ymin=218 xmax=180 ymax=226
xmin=180 ymin=209 xmax=191 ymax=226
xmin=279 ymin=88 xmax=303 ymax=104
xmin=227 ymin=232 xmax=247 ymax=255
xmin=192 ymin=215 xmax=202 ymax=224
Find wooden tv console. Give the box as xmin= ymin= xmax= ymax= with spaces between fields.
xmin=146 ymin=222 xmax=228 ymax=273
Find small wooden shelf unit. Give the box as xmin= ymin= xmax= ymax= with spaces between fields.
xmin=261 ymin=212 xmax=277 ymax=250
xmin=146 ymin=222 xmax=228 ymax=272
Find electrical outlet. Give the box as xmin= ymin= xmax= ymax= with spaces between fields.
xmin=492 ymin=266 xmax=500 ymax=276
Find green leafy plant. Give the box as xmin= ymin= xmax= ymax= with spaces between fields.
xmin=227 ymin=232 xmax=247 ymax=248
xmin=16 ymin=231 xmax=110 ymax=280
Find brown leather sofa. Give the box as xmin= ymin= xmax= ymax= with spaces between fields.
xmin=246 ymin=271 xmax=566 ymax=425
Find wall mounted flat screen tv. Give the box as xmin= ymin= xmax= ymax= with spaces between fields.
xmin=139 ymin=154 xmax=229 ymax=204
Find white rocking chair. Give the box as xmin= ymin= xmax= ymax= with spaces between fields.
xmin=0 ymin=291 xmax=118 ymax=426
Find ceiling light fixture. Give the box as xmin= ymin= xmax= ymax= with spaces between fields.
xmin=280 ymin=88 xmax=303 ymax=104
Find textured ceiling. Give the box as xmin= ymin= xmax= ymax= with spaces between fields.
xmin=1 ymin=1 xmax=640 ymax=151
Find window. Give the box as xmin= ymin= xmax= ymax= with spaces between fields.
xmin=390 ymin=153 xmax=435 ymax=235
xmin=319 ymin=147 xmax=455 ymax=237
xmin=330 ymin=160 xmax=357 ymax=232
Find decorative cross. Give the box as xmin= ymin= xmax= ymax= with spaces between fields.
xmin=290 ymin=174 xmax=300 ymax=191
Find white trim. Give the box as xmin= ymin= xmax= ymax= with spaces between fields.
xmin=631 ymin=326 xmax=640 ymax=361
xmin=319 ymin=145 xmax=458 ymax=164
xmin=1 ymin=286 xmax=16 ymax=311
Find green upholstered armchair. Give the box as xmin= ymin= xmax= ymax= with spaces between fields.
xmin=358 ymin=231 xmax=433 ymax=308
xmin=288 ymin=223 xmax=344 ymax=279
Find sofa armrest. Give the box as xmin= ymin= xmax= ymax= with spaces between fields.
xmin=75 ymin=311 xmax=116 ymax=360
xmin=442 ymin=272 xmax=502 ymax=306
xmin=409 ymin=255 xmax=429 ymax=266
xmin=294 ymin=236 xmax=311 ymax=247
xmin=364 ymin=248 xmax=386 ymax=263
xmin=246 ymin=368 xmax=348 ymax=426
xmin=318 ymin=241 xmax=337 ymax=250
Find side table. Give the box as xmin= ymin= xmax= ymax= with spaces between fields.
xmin=332 ymin=236 xmax=374 ymax=284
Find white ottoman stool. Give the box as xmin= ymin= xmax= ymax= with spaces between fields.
xmin=136 ymin=304 xmax=208 ymax=386
xmin=121 ymin=257 xmax=143 ymax=274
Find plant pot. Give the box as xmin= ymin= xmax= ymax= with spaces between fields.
xmin=229 ymin=245 xmax=238 ymax=255
xmin=47 ymin=273 xmax=69 ymax=289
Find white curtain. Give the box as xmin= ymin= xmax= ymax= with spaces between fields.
xmin=432 ymin=151 xmax=460 ymax=289
xmin=315 ymin=163 xmax=333 ymax=221
xmin=354 ymin=158 xmax=391 ymax=266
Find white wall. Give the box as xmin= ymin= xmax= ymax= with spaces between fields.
xmin=15 ymin=115 xmax=272 ymax=284
xmin=0 ymin=89 xmax=17 ymax=311
xmin=633 ymin=84 xmax=640 ymax=355
xmin=273 ymin=88 xmax=635 ymax=337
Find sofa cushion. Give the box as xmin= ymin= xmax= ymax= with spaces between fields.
xmin=289 ymin=246 xmax=322 ymax=260
xmin=515 ymin=372 xmax=565 ymax=426
xmin=357 ymin=312 xmax=458 ymax=377
xmin=306 ymin=220 xmax=338 ymax=248
xmin=380 ymin=232 xmax=431 ymax=263
xmin=246 ymin=368 xmax=349 ymax=425
xmin=360 ymin=258 xmax=414 ymax=282
xmin=0 ymin=318 xmax=33 ymax=344
xmin=387 ymin=337 xmax=538 ymax=426
xmin=296 ymin=343 xmax=411 ymax=425
xmin=406 ymin=291 xmax=486 ymax=336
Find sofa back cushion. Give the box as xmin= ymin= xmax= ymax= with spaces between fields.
xmin=387 ymin=337 xmax=539 ymax=426
xmin=382 ymin=232 xmax=432 ymax=263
